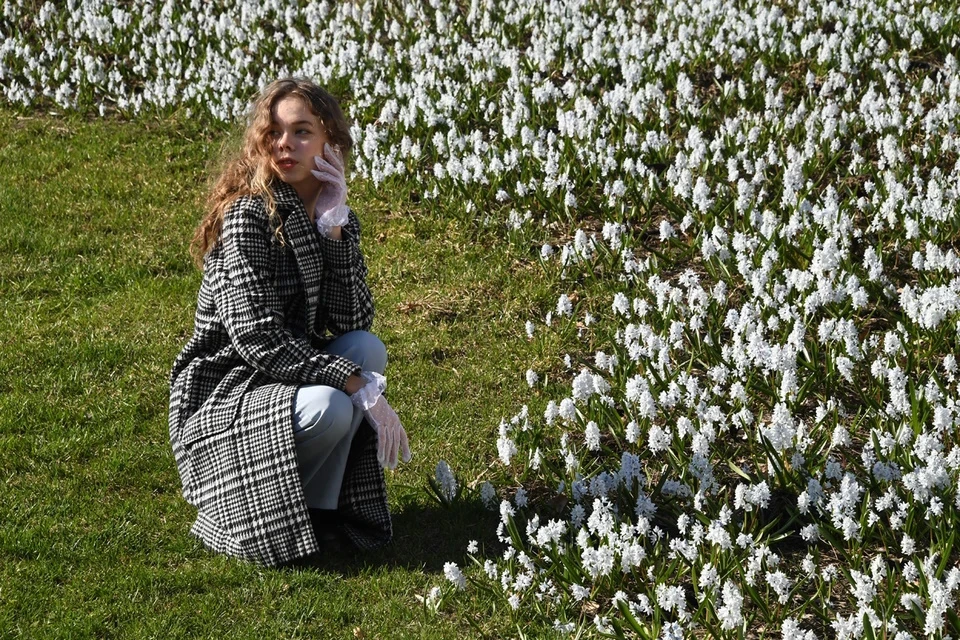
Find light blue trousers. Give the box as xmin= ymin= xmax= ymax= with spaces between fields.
xmin=293 ymin=330 xmax=387 ymax=510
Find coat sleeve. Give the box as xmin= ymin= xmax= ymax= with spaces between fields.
xmin=315 ymin=208 xmax=375 ymax=336
xmin=215 ymin=197 xmax=360 ymax=390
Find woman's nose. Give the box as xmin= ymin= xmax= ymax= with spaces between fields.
xmin=277 ymin=131 xmax=292 ymax=150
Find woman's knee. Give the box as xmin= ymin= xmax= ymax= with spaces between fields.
xmin=332 ymin=331 xmax=387 ymax=374
xmin=294 ymin=387 xmax=355 ymax=442
xmin=358 ymin=332 xmax=387 ymax=373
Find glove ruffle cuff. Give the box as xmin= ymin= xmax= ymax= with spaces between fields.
xmin=350 ymin=370 xmax=386 ymax=411
xmin=315 ymin=205 xmax=350 ymax=239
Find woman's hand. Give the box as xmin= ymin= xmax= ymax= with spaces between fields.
xmin=364 ymin=396 xmax=411 ymax=470
xmin=347 ymin=371 xmax=411 ymax=469
xmin=311 ymin=143 xmax=348 ymax=239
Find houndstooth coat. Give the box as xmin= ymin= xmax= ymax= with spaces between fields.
xmin=168 ymin=179 xmax=391 ymax=567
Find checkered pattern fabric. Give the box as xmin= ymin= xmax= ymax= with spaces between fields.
xmin=168 ymin=180 xmax=390 ymax=566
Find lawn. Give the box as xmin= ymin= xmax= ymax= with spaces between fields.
xmin=0 ymin=110 xmax=561 ymax=638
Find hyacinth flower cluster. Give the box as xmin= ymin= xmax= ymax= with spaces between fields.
xmin=6 ymin=0 xmax=960 ymax=636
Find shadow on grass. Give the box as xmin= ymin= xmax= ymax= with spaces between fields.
xmin=290 ymin=498 xmax=502 ymax=576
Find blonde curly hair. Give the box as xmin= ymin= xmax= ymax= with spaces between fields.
xmin=190 ymin=78 xmax=353 ymax=267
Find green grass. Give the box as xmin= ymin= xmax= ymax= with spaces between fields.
xmin=0 ymin=110 xmax=565 ymax=639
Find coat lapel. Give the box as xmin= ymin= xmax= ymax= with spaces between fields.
xmin=272 ymin=181 xmax=324 ymax=339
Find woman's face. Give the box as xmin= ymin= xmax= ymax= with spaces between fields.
xmin=268 ymin=95 xmax=331 ymax=195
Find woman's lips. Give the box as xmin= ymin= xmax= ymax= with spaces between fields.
xmin=277 ymin=159 xmax=296 ymax=169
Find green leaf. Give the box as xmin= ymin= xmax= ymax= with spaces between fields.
xmin=947 ymin=608 xmax=960 ymax=635
xmin=616 ymin=599 xmax=651 ymax=639
xmin=727 ymin=460 xmax=752 ymax=481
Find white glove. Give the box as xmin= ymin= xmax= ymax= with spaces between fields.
xmin=365 ymin=395 xmax=411 ymax=470
xmin=311 ymin=144 xmax=349 ymax=238
xmin=350 ymin=372 xmax=411 ymax=469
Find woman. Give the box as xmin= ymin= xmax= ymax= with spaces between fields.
xmin=168 ymin=78 xmax=410 ymax=567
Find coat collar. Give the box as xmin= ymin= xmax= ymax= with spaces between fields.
xmin=272 ymin=180 xmax=325 ymax=339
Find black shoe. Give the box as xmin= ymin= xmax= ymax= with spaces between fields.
xmin=308 ymin=508 xmax=344 ymax=550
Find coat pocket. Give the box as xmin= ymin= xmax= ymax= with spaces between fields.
xmin=181 ymin=399 xmax=238 ymax=449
